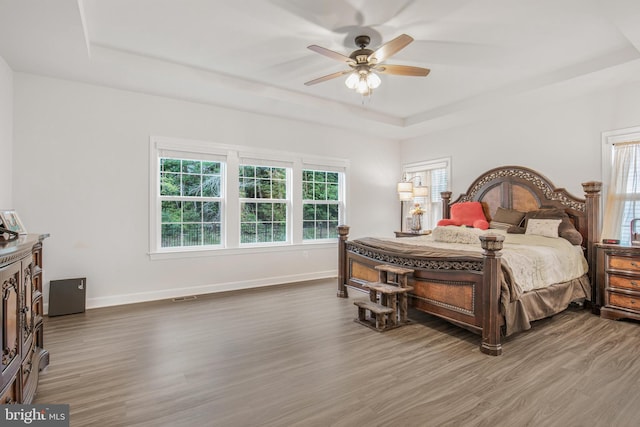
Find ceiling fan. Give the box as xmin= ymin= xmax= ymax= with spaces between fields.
xmin=304 ymin=34 xmax=430 ymax=95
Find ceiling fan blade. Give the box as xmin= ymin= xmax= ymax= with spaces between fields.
xmin=304 ymin=70 xmax=352 ymax=86
xmin=375 ymin=64 xmax=430 ymax=76
xmin=395 ymin=40 xmax=510 ymax=67
xmin=307 ymin=45 xmax=355 ymax=64
xmin=368 ymin=33 xmax=414 ymax=64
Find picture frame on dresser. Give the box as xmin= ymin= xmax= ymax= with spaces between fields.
xmin=0 ymin=209 xmax=27 ymax=235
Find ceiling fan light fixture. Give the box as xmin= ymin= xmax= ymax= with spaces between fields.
xmin=366 ymin=72 xmax=381 ymax=89
xmin=346 ymin=69 xmax=380 ymax=95
xmin=356 ymin=75 xmax=370 ymax=95
xmin=345 ymin=72 xmax=359 ymax=89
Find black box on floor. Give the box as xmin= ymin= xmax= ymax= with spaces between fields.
xmin=48 ymin=278 xmax=86 ymax=316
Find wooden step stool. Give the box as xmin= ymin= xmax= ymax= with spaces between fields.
xmin=375 ymin=264 xmax=415 ymax=324
xmin=353 ymin=300 xmax=395 ymax=331
xmin=366 ymin=264 xmax=415 ymax=328
xmin=354 ymin=264 xmax=415 ymax=331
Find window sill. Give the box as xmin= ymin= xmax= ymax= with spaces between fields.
xmin=149 ymin=240 xmax=337 ymax=260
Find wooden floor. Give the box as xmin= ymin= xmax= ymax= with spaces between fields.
xmin=35 ymin=279 xmax=640 ymax=427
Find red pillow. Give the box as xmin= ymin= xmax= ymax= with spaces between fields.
xmin=437 ymin=202 xmax=489 ymax=230
xmin=437 ymin=219 xmax=459 ymax=226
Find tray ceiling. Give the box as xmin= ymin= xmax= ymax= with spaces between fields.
xmin=1 ymin=0 xmax=640 ymax=139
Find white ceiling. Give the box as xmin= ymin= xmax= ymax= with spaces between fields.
xmin=1 ymin=0 xmax=640 ymax=139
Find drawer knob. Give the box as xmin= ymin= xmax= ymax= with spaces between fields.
xmin=632 ymin=261 xmax=640 ymax=268
xmin=632 ymin=281 xmax=639 ymax=288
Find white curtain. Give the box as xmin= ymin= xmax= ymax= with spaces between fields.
xmin=601 ymin=141 xmax=640 ymax=244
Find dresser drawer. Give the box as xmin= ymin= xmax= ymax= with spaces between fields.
xmin=20 ymin=343 xmax=35 ymax=391
xmin=609 ymin=293 xmax=640 ymax=312
xmin=608 ymin=255 xmax=640 ymax=273
xmin=609 ymin=274 xmax=640 ymax=291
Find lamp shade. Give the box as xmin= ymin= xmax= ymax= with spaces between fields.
xmin=356 ymin=76 xmax=370 ymax=94
xmin=413 ymin=185 xmax=429 ymax=197
xmin=345 ymin=73 xmax=359 ymax=89
xmin=366 ymin=72 xmax=381 ymax=89
xmin=397 ymin=182 xmax=413 ymax=193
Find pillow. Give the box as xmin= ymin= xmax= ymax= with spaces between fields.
xmin=437 ymin=201 xmax=489 ymax=230
xmin=490 ymin=207 xmax=525 ymax=230
xmin=507 ymin=225 xmax=525 ymax=234
xmin=560 ymin=228 xmax=583 ymax=246
xmin=490 ymin=221 xmax=513 ymax=231
xmin=525 ymin=219 xmax=562 ymax=238
xmin=522 ymin=208 xmax=583 ymax=245
xmin=473 ymin=219 xmax=490 ymax=230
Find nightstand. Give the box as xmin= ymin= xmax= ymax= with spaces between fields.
xmin=394 ymin=230 xmax=431 ymax=238
xmin=596 ymin=243 xmax=640 ymax=321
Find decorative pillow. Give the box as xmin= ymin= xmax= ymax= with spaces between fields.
xmin=525 ymin=219 xmax=562 ymax=238
xmin=490 ymin=207 xmax=525 ymax=230
xmin=507 ymin=225 xmax=525 ymax=234
xmin=437 ymin=218 xmax=459 ymax=227
xmin=522 ymin=208 xmax=583 ymax=245
xmin=560 ymin=228 xmax=583 ymax=246
xmin=473 ymin=219 xmax=490 ymax=229
xmin=437 ymin=201 xmax=489 ymax=230
xmin=490 ymin=221 xmax=512 ymax=231
xmin=523 ymin=208 xmax=565 ymax=222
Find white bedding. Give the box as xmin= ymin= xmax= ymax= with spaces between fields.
xmin=399 ymin=226 xmax=587 ymax=295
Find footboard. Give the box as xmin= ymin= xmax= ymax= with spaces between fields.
xmin=337 ymin=226 xmax=504 ymax=356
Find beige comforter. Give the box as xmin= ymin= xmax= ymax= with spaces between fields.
xmin=353 ymin=227 xmax=588 ymax=301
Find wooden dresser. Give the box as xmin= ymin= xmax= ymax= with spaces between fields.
xmin=0 ymin=234 xmax=49 ymax=404
xmin=596 ymin=243 xmax=640 ymax=321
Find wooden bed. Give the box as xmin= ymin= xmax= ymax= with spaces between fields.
xmin=337 ymin=165 xmax=602 ymax=355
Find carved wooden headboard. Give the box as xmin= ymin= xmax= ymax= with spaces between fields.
xmin=440 ymin=166 xmax=602 ymax=271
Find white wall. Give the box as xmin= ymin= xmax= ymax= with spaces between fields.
xmin=13 ymin=73 xmax=399 ymax=309
xmin=401 ymin=81 xmax=640 ymax=199
xmin=0 ymin=55 xmax=12 ymax=207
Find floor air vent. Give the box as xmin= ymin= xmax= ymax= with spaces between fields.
xmin=172 ymin=295 xmax=198 ymax=302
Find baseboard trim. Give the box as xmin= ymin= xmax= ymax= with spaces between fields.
xmin=44 ymin=270 xmax=337 ymax=313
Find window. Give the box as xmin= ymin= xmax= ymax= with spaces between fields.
xmin=602 ymin=135 xmax=640 ymax=245
xmin=159 ymin=157 xmax=223 ymax=248
xmin=302 ymin=170 xmax=341 ymax=240
xmin=402 ymin=158 xmax=450 ymax=230
xmin=150 ymin=136 xmax=348 ymax=255
xmin=239 ymin=165 xmax=288 ymax=244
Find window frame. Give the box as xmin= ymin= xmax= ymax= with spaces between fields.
xmin=238 ymin=163 xmax=291 ymax=246
xmin=302 ymin=168 xmax=344 ymax=241
xmin=159 ymin=157 xmax=225 ymax=249
xmin=149 ymin=136 xmax=348 ymax=258
xmin=401 ymin=157 xmax=451 ymax=230
xmin=602 ymin=126 xmax=640 ymax=198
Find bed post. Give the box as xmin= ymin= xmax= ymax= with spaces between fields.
xmin=479 ymin=234 xmax=504 ymax=356
xmin=441 ymin=191 xmax=452 ymax=219
xmin=582 ymin=182 xmax=602 ymax=271
xmin=582 ymin=181 xmax=602 ymax=306
xmin=337 ymin=225 xmax=350 ymax=298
